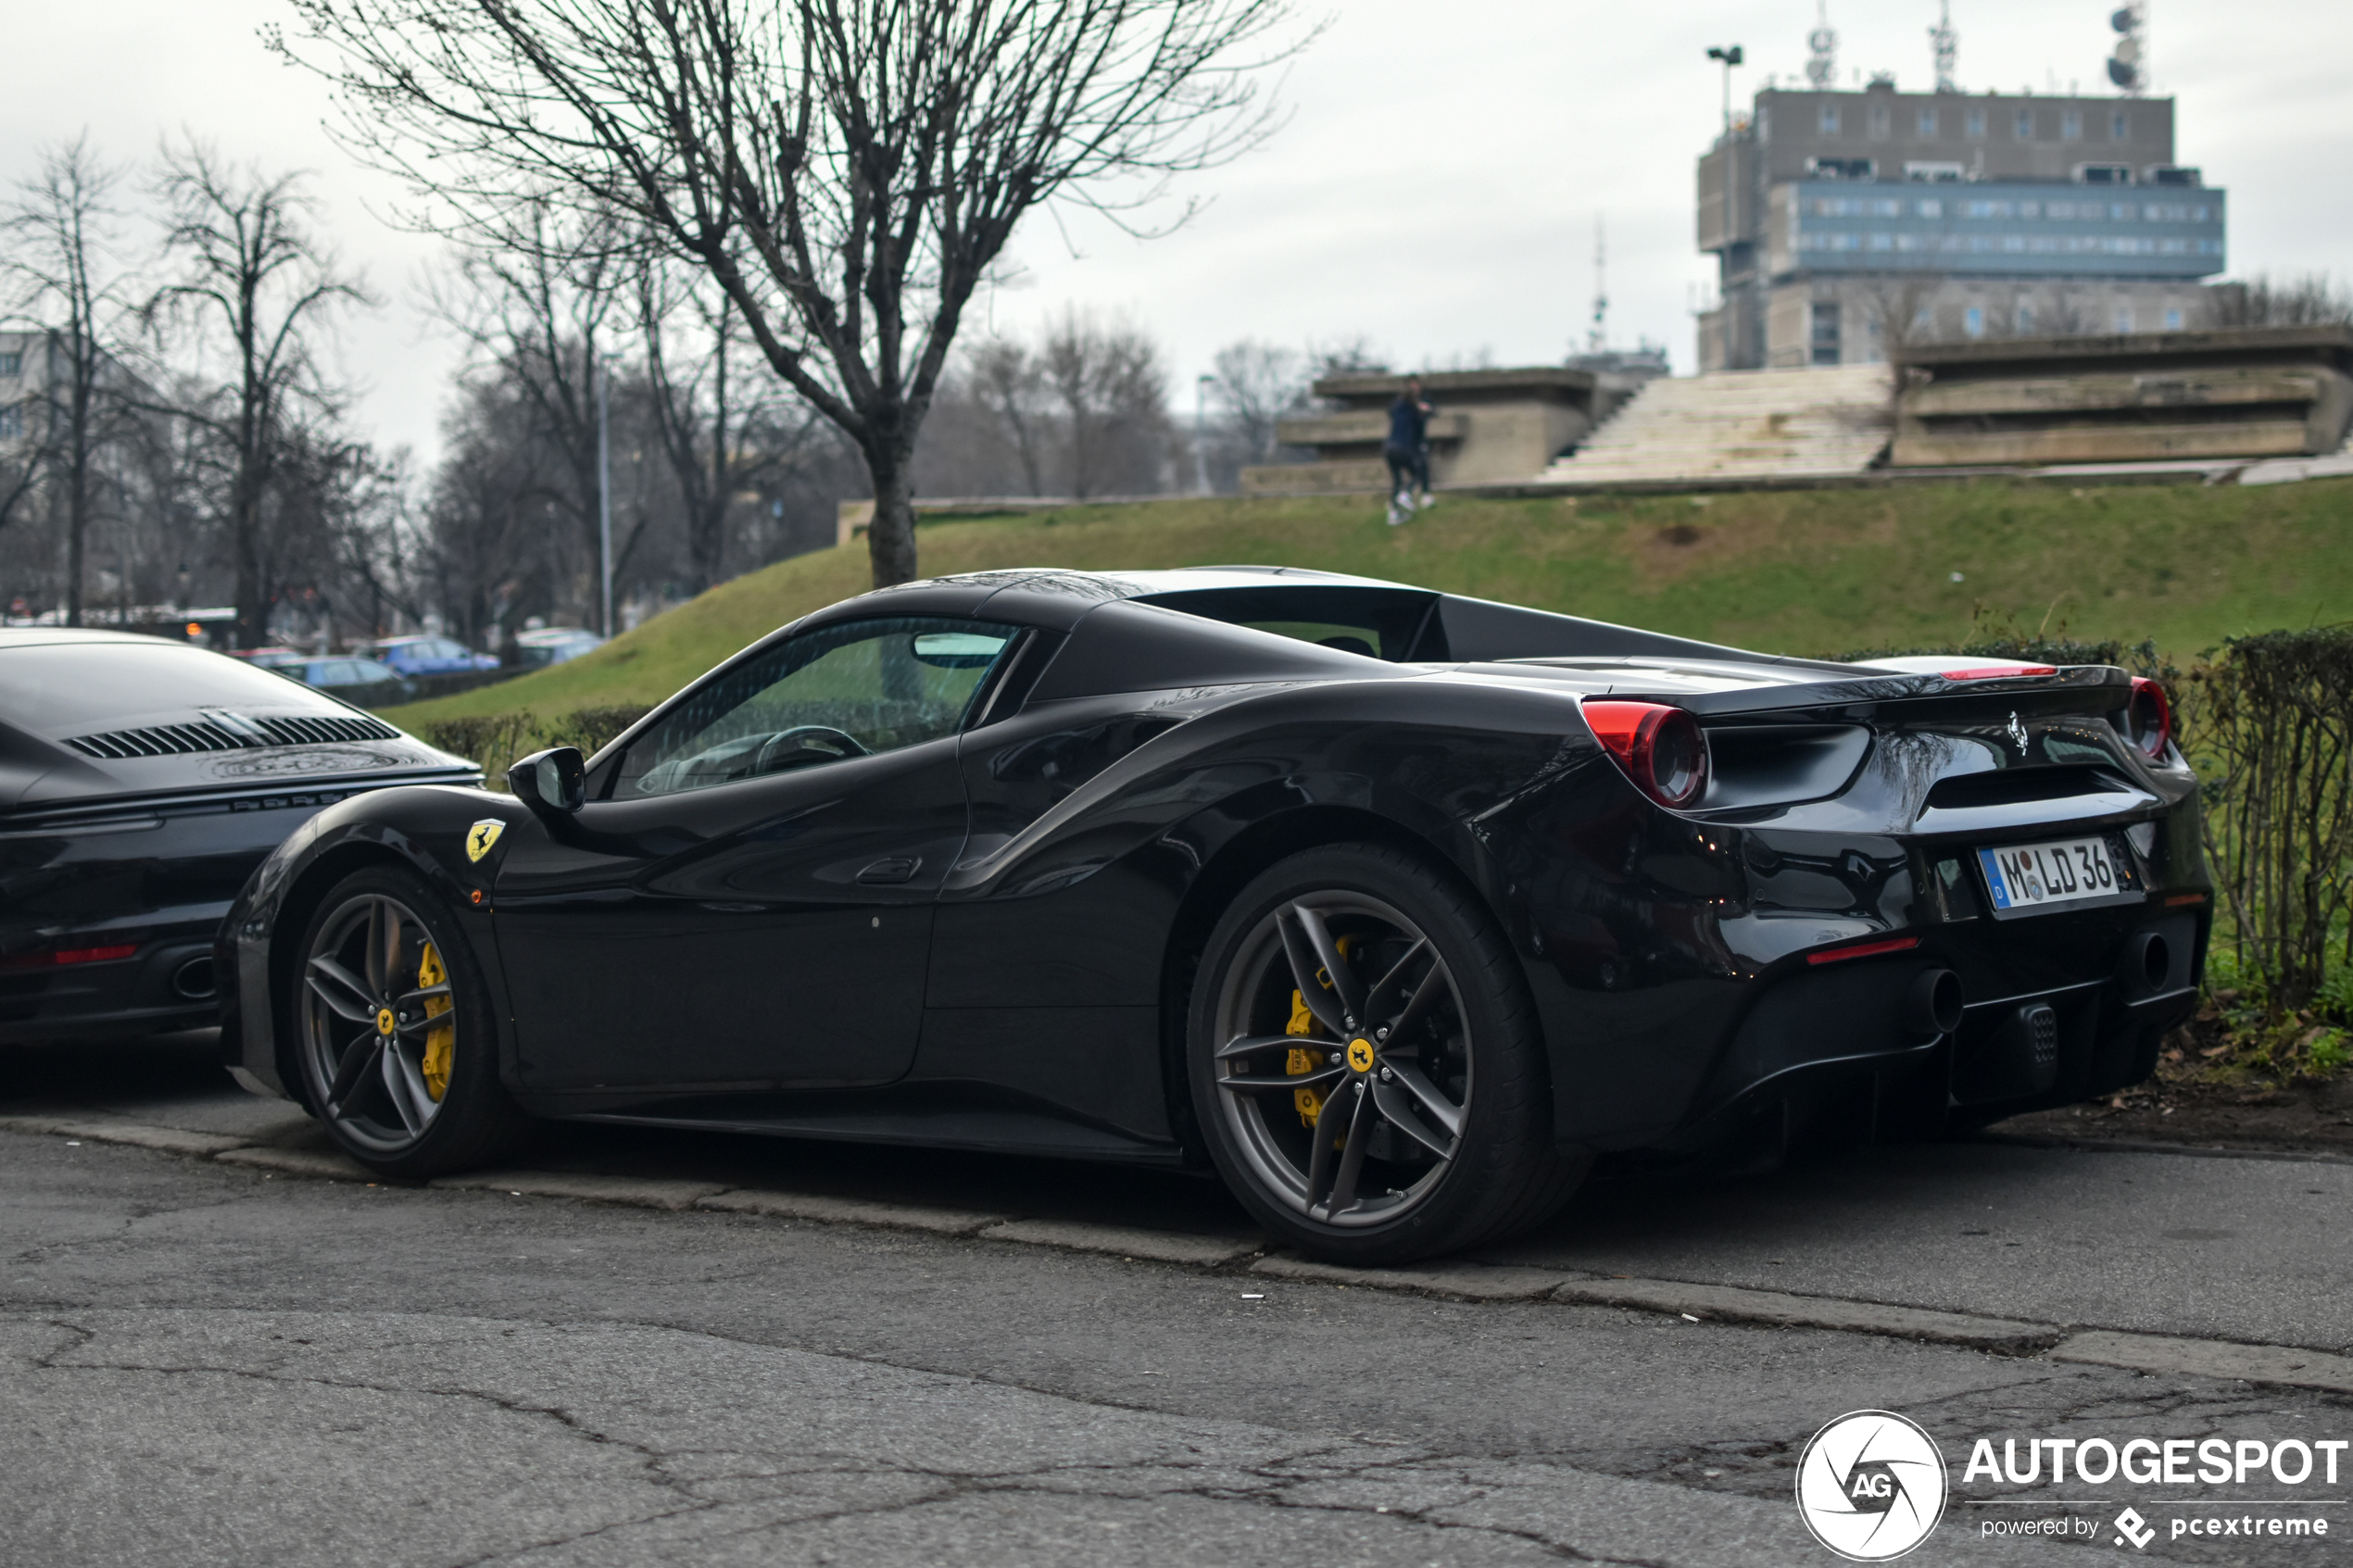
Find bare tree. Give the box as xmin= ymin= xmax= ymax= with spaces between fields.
xmin=967 ymin=338 xmax=1049 ymax=496
xmin=1207 ymin=338 xmax=1303 ymax=464
xmin=1039 ymin=310 xmax=1173 ymax=497
xmin=148 ymin=139 xmax=371 ymax=647
xmin=275 ymin=0 xmax=1302 ymax=588
xmin=2204 ymin=273 xmax=2353 ymax=329
xmin=636 ymin=260 xmax=822 ymax=594
xmin=1855 ymin=274 xmax=1950 ymax=357
xmin=1 ymin=137 xmax=144 ymax=625
xmin=426 ymin=200 xmax=632 ymax=621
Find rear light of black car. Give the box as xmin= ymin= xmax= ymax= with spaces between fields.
xmin=2124 ymin=676 xmax=2173 ymax=759
xmin=0 ymin=943 xmax=139 ymax=970
xmin=1582 ymin=700 xmax=1709 ymax=809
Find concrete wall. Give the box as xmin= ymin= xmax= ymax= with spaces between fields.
xmin=1244 ymin=368 xmax=1600 ymax=493
xmin=1891 ymin=326 xmax=2353 ymax=466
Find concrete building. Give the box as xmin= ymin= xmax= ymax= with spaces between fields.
xmin=1696 ymin=82 xmax=2224 ymax=370
xmin=1240 ymin=369 xmax=1608 ymax=495
xmin=0 ymin=332 xmax=36 ymax=451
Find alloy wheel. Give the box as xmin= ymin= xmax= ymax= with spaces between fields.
xmin=298 ymin=892 xmax=459 ymax=1155
xmin=1210 ymin=893 xmax=1471 ymax=1228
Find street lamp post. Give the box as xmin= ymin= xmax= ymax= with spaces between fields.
xmin=598 ymin=355 xmax=614 ymax=638
xmin=1706 ymin=44 xmax=1744 ymax=132
xmin=1195 ymin=373 xmax=1215 ymax=495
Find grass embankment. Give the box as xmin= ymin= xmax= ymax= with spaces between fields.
xmin=382 ymin=478 xmax=2353 ymax=727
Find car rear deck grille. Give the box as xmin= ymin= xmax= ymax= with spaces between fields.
xmin=68 ymin=714 xmax=400 ymax=759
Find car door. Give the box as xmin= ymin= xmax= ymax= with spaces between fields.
xmin=492 ymin=615 xmax=1020 ymax=1094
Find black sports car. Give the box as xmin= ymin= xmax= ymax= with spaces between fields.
xmin=220 ymin=568 xmax=2208 ymax=1261
xmin=0 ymin=628 xmax=475 ymax=1045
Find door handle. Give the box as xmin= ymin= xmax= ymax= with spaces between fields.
xmin=857 ymin=856 xmax=921 ymax=885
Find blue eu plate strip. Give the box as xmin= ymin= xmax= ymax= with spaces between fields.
xmin=1977 ymin=848 xmax=2014 ymax=910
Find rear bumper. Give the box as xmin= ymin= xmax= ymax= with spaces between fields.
xmin=1555 ymin=899 xmax=2208 ymax=1155
xmin=0 ymin=911 xmax=226 ymax=1044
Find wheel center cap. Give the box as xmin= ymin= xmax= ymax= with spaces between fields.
xmin=1346 ymin=1037 xmax=1377 ymax=1073
xmin=375 ymin=1008 xmax=396 ymax=1037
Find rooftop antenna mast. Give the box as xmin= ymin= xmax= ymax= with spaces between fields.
xmin=2108 ymin=2 xmax=2148 ymax=95
xmin=1588 ymin=218 xmax=1608 ymax=355
xmin=1806 ymin=3 xmax=1838 ymax=89
xmin=1929 ymin=1 xmax=1958 ymax=93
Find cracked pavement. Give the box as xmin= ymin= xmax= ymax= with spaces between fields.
xmin=3 ymin=1033 xmax=2347 ymax=1565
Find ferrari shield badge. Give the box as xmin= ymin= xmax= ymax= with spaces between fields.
xmin=465 ymin=819 xmax=507 ymax=863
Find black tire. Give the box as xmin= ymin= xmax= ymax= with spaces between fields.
xmin=1187 ymin=843 xmax=1588 ymax=1264
xmin=288 ymin=863 xmax=529 ymax=1178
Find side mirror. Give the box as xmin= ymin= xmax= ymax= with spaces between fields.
xmin=508 ymin=746 xmax=585 ymax=818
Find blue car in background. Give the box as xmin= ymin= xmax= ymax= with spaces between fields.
xmin=255 ymin=654 xmax=419 ymax=704
xmin=359 ymin=634 xmax=500 ymax=676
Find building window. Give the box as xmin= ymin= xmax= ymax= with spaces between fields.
xmin=1917 ymin=108 xmax=1938 ymax=137
xmin=1819 ymin=104 xmax=1841 ymax=135
xmin=2110 ymin=110 xmax=2130 ymax=141
xmin=1917 ymin=198 xmax=1943 ymax=219
xmin=2062 ymin=109 xmax=2083 ymax=141
xmin=1965 ymin=307 xmax=1984 ymax=338
xmin=2016 ymin=302 xmax=2036 ymax=333
xmin=1811 ymin=301 xmax=1843 ymax=366
xmin=0 ymin=352 xmax=19 ymax=378
xmin=2014 ymin=108 xmax=2035 ymax=140
xmin=2114 ymin=306 xmax=2134 ymax=332
xmin=0 ymin=405 xmax=21 ymax=440
xmin=2164 ymin=307 xmax=2183 ymax=331
xmin=1966 ymin=107 xmax=1987 ymax=138
xmin=1869 ymin=104 xmax=1891 ymax=138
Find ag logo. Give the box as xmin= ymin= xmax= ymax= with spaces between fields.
xmin=464 ymin=819 xmax=507 ymax=863
xmin=1794 ymin=1410 xmax=1947 ymax=1562
xmin=2007 ymin=710 xmax=2030 ymax=756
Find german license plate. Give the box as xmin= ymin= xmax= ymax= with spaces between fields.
xmin=1976 ymin=836 xmax=2120 ymax=913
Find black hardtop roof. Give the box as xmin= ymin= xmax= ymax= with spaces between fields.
xmin=789 ymin=566 xmax=1853 ymax=671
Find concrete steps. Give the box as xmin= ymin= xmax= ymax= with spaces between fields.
xmin=1538 ymin=364 xmax=1894 ymax=484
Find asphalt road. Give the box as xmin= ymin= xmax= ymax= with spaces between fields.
xmin=3 ymin=1032 xmax=2347 ymax=1567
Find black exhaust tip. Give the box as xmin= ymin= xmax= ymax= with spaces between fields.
xmin=170 ymin=956 xmax=217 ymax=1001
xmin=1902 ymin=968 xmax=1964 ymax=1037
xmin=2120 ymin=930 xmax=2171 ymax=995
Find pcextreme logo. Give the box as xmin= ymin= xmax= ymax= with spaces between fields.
xmin=1795 ymin=1411 xmax=1950 ymax=1562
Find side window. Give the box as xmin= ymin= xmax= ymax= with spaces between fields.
xmin=614 ymin=617 xmax=1017 ymax=798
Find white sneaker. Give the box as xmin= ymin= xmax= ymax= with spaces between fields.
xmin=1386 ymin=500 xmax=1409 ymax=526
xmin=1417 ymin=492 xmax=1438 ymax=509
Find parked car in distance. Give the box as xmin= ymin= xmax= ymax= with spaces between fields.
xmin=0 ymin=628 xmax=476 ymax=1043
xmin=513 ymin=627 xmax=604 ymax=668
xmin=360 ymin=634 xmax=500 ymax=676
xmin=229 ymin=647 xmax=309 ymax=668
xmin=266 ymin=656 xmax=418 ymax=706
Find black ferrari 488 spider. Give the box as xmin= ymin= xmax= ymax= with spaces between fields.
xmin=220 ymin=568 xmax=2208 ymax=1261
xmin=0 ymin=628 xmax=476 ymax=1044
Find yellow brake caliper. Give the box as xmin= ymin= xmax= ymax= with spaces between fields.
xmin=1286 ymin=989 xmax=1323 ymax=1126
xmin=1285 ymin=935 xmax=1353 ymax=1128
xmin=418 ymin=943 xmax=454 ymax=1102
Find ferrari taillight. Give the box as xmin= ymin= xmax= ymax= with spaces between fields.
xmin=1581 ymin=700 xmax=1709 ymax=809
xmin=2126 ymin=676 xmax=2172 ymax=759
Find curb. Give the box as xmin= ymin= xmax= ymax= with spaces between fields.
xmin=1974 ymin=1131 xmax=2353 ymax=1168
xmin=2049 ymin=1330 xmax=2353 ymax=1396
xmin=8 ymin=1114 xmax=2346 ymax=1394
xmin=1551 ymin=1276 xmax=2062 ymax=1354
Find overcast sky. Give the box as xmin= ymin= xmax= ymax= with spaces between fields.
xmin=7 ymin=1 xmax=2347 ymax=468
